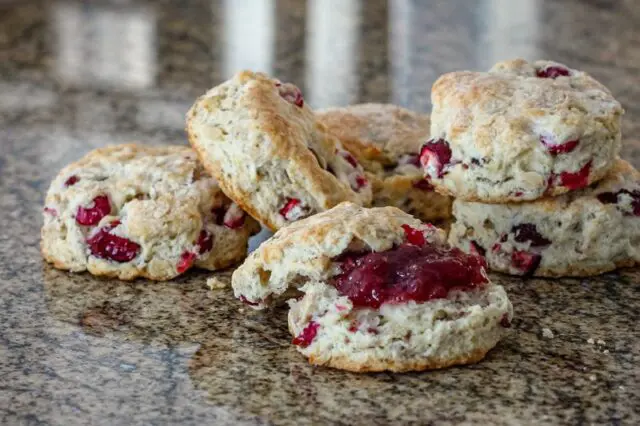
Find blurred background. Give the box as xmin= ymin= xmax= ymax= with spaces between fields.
xmin=2 ymin=0 xmax=639 ymax=156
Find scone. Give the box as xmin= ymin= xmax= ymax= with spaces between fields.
xmin=448 ymin=159 xmax=640 ymax=277
xmin=316 ymin=104 xmax=451 ymax=222
xmin=232 ymin=203 xmax=513 ymax=372
xmin=41 ymin=144 xmax=260 ymax=281
xmin=186 ymin=71 xmax=372 ymax=231
xmin=424 ymin=58 xmax=623 ymax=202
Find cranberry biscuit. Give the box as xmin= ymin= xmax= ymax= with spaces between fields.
xmin=41 ymin=144 xmax=260 ymax=281
xmin=317 ymin=104 xmax=451 ymax=222
xmin=425 ymin=58 xmax=623 ymax=202
xmin=187 ymin=71 xmax=372 ymax=231
xmin=232 ymin=203 xmax=512 ymax=372
xmin=448 ymin=159 xmax=640 ymax=277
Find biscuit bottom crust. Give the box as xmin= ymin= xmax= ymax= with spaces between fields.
xmin=307 ymin=347 xmax=490 ymax=373
xmin=288 ymin=281 xmax=511 ymax=373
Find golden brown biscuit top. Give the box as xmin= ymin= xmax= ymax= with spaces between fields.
xmin=316 ymin=104 xmax=430 ymax=168
xmin=431 ymin=59 xmax=623 ymax=155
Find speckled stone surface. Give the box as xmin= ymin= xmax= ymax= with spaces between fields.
xmin=1 ymin=0 xmax=639 ymax=424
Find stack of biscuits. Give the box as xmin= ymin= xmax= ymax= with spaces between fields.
xmin=418 ymin=59 xmax=639 ymax=277
xmin=40 ymin=59 xmax=638 ymax=373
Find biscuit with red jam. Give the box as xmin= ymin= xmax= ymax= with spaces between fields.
xmin=232 ymin=202 xmax=512 ymax=372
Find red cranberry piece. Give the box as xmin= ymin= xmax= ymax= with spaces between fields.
xmin=352 ymin=175 xmax=368 ymax=191
xmin=76 ymin=195 xmax=111 ymax=226
xmin=491 ymin=243 xmax=502 ymax=253
xmin=44 ymin=207 xmax=58 ymax=216
xmin=196 ymin=230 xmax=213 ymax=254
xmin=500 ymin=313 xmax=512 ymax=328
xmin=511 ymin=250 xmax=541 ymax=275
xmin=597 ymin=191 xmax=619 ymax=204
xmin=223 ymin=203 xmax=246 ymax=229
xmin=292 ymin=321 xmax=320 ymax=347
xmin=276 ymin=82 xmax=304 ymax=107
xmin=419 ymin=139 xmax=452 ymax=178
xmin=279 ymin=198 xmax=306 ymax=221
xmin=597 ymin=190 xmax=640 ymax=216
xmin=536 ymin=66 xmax=571 ymax=79
xmin=332 ymin=242 xmax=488 ymax=309
xmin=558 ymin=161 xmax=591 ymax=190
xmin=470 ymin=240 xmax=486 ymax=257
xmin=64 ymin=175 xmax=80 ymax=187
xmin=412 ymin=178 xmax=434 ymax=191
xmin=514 ymin=191 xmax=524 ymax=197
xmin=239 ymin=295 xmax=261 ymax=306
xmin=402 ymin=224 xmax=426 ymax=246
xmin=341 ymin=151 xmax=359 ymax=168
xmin=511 ymin=223 xmax=551 ymax=247
xmin=629 ymin=191 xmax=640 ymax=216
xmin=87 ymin=222 xmax=140 ymax=263
xmin=633 ymin=199 xmax=640 ymax=216
xmin=177 ymin=251 xmax=196 ymax=273
xmin=540 ymin=137 xmax=579 ymax=155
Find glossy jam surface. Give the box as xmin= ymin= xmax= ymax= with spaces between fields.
xmin=331 ymin=242 xmax=488 ymax=309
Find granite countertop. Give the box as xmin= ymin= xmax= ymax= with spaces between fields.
xmin=1 ymin=0 xmax=639 ymax=424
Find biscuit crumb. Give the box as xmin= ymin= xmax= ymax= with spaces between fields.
xmin=603 ymin=349 xmax=610 ymax=354
xmin=206 ymin=276 xmax=228 ymax=290
xmin=597 ymin=339 xmax=606 ymax=345
xmin=589 ymin=375 xmax=597 ymax=381
xmin=587 ymin=338 xmax=595 ymax=344
xmin=542 ymin=328 xmax=554 ymax=339
xmin=619 ymin=386 xmax=625 ymax=390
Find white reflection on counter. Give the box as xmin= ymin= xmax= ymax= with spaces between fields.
xmin=389 ymin=0 xmax=412 ymax=107
xmin=222 ymin=0 xmax=275 ymax=78
xmin=53 ymin=2 xmax=156 ymax=89
xmin=305 ymin=0 xmax=361 ymax=108
xmin=479 ymin=0 xmax=541 ymax=69
xmin=389 ymin=0 xmax=541 ymax=107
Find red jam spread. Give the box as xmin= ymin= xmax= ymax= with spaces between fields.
xmin=331 ymin=241 xmax=488 ymax=309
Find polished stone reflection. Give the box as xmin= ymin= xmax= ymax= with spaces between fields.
xmin=222 ymin=0 xmax=275 ymax=78
xmin=2 ymin=0 xmax=640 ymax=424
xmin=305 ymin=0 xmax=361 ymax=107
xmin=52 ymin=2 xmax=157 ymax=89
xmin=477 ymin=0 xmax=541 ymax=69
